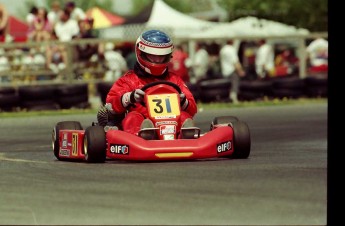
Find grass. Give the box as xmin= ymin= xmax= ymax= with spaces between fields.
xmin=197 ymin=97 xmax=327 ymax=109
xmin=0 ymin=97 xmax=327 ymax=118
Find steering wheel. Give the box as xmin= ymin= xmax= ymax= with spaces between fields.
xmin=138 ymin=81 xmax=182 ymax=107
xmin=140 ymin=81 xmax=182 ymax=94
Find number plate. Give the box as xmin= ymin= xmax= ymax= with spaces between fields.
xmin=147 ymin=94 xmax=180 ymax=119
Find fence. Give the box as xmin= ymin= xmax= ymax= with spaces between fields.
xmin=0 ymin=35 xmax=327 ymax=112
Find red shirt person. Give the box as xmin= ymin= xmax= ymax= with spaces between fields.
xmin=168 ymin=44 xmax=190 ymax=83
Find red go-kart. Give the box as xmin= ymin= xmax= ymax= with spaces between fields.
xmin=52 ymin=81 xmax=251 ymax=163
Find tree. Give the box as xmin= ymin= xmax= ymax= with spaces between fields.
xmin=161 ymin=0 xmax=327 ymax=32
xmin=217 ymin=0 xmax=327 ymax=32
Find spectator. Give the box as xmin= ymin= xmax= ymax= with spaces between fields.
xmin=103 ymin=42 xmax=128 ymax=82
xmin=50 ymin=8 xmax=79 ymax=74
xmin=26 ymin=6 xmax=38 ymax=40
xmin=45 ymin=31 xmax=67 ymax=74
xmin=306 ymin=37 xmax=328 ymax=74
xmin=0 ymin=48 xmax=10 ymax=83
xmin=125 ymin=48 xmax=136 ymax=70
xmin=0 ymin=48 xmax=9 ymax=71
xmin=274 ymin=48 xmax=299 ymax=77
xmin=255 ymin=39 xmax=275 ymax=79
xmin=219 ymin=40 xmax=246 ymax=104
xmin=0 ymin=3 xmax=9 ymax=42
xmin=31 ymin=7 xmax=52 ymax=42
xmin=65 ymin=1 xmax=86 ymax=22
xmin=168 ymin=43 xmax=190 ymax=83
xmin=74 ymin=18 xmax=99 ymax=63
xmin=54 ymin=9 xmax=79 ymax=42
xmin=47 ymin=0 xmax=62 ymax=27
xmin=188 ymin=42 xmax=209 ymax=84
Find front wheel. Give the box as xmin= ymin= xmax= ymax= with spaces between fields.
xmin=52 ymin=121 xmax=83 ymax=160
xmin=84 ymin=126 xmax=107 ymax=163
xmin=230 ymin=121 xmax=251 ymax=159
xmin=210 ymin=116 xmax=239 ymax=130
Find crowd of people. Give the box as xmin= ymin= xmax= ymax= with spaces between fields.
xmin=0 ymin=1 xmax=328 ymax=104
xmin=0 ymin=1 xmax=129 ymax=82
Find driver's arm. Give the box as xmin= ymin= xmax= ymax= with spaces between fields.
xmin=106 ymin=74 xmax=135 ymax=113
xmin=179 ymin=81 xmax=197 ymax=117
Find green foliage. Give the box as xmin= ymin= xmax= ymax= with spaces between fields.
xmin=14 ymin=0 xmax=327 ymax=32
xmin=164 ymin=0 xmax=192 ymax=13
xmin=217 ymin=0 xmax=327 ymax=31
xmin=142 ymin=0 xmax=327 ymax=32
xmin=131 ymin=0 xmax=153 ymax=15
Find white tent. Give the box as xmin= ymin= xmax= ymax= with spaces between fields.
xmin=100 ymin=0 xmax=215 ymax=40
xmin=189 ymin=16 xmax=310 ymax=40
xmin=145 ymin=0 xmax=215 ymax=39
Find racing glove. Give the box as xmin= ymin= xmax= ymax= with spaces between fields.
xmin=180 ymin=93 xmax=189 ymax=110
xmin=122 ymin=89 xmax=145 ymax=108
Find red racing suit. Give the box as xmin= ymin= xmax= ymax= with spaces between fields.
xmin=106 ymin=64 xmax=197 ymax=135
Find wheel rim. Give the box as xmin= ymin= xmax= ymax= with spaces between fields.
xmin=52 ymin=128 xmax=57 ymax=150
xmin=83 ymin=136 xmax=88 ymax=160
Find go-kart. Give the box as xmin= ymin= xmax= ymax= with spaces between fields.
xmin=52 ymin=81 xmax=251 ymax=163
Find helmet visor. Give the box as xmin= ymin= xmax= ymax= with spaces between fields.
xmin=142 ymin=52 xmax=171 ymax=64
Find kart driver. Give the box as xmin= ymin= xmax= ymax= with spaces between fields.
xmin=100 ymin=29 xmax=197 ymax=140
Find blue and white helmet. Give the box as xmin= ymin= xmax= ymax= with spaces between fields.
xmin=135 ymin=30 xmax=174 ymax=76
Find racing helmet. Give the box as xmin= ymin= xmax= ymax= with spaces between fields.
xmin=135 ymin=30 xmax=174 ymax=76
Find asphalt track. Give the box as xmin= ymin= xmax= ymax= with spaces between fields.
xmin=0 ymin=103 xmax=327 ymax=225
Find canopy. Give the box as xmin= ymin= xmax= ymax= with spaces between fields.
xmin=7 ymin=15 xmax=29 ymax=42
xmin=189 ymin=16 xmax=310 ymax=40
xmin=86 ymin=7 xmax=125 ymax=29
xmin=100 ymin=0 xmax=215 ymax=40
xmin=146 ymin=0 xmax=214 ymax=39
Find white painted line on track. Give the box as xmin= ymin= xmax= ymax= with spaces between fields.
xmin=0 ymin=153 xmax=48 ymax=163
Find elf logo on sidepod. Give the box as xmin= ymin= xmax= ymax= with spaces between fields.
xmin=217 ymin=141 xmax=232 ymax=153
xmin=110 ymin=144 xmax=129 ymax=155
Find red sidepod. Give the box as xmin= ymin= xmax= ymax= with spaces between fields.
xmin=58 ymin=130 xmax=85 ymax=160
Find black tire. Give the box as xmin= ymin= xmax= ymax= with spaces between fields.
xmin=56 ymin=83 xmax=88 ymax=96
xmin=186 ymin=83 xmax=200 ymax=102
xmin=210 ymin=116 xmax=239 ymax=130
xmin=97 ymin=82 xmax=113 ymax=105
xmin=200 ymin=88 xmax=230 ymax=102
xmin=199 ymin=78 xmax=231 ymax=89
xmin=231 ymin=121 xmax=251 ymax=159
xmin=18 ymin=86 xmax=56 ymax=101
xmin=84 ymin=126 xmax=106 ymax=163
xmin=240 ymin=80 xmax=273 ymax=92
xmin=0 ymin=93 xmax=20 ymax=108
xmin=304 ymin=86 xmax=328 ymax=98
xmin=304 ymin=76 xmax=328 ymax=86
xmin=26 ymin=103 xmax=60 ymax=111
xmin=57 ymin=94 xmax=89 ymax=109
xmin=52 ymin=121 xmax=83 ymax=160
xmin=238 ymin=90 xmax=264 ymax=101
xmin=272 ymin=88 xmax=304 ymax=99
xmin=0 ymin=87 xmax=16 ymax=95
xmin=20 ymin=100 xmax=60 ymax=111
xmin=272 ymin=76 xmax=305 ymax=89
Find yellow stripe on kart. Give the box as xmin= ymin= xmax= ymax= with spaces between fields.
xmin=155 ymin=152 xmax=193 ymax=158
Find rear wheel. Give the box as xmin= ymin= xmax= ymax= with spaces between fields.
xmin=52 ymin=121 xmax=83 ymax=160
xmin=210 ymin=116 xmax=239 ymax=130
xmin=84 ymin=126 xmax=106 ymax=163
xmin=231 ymin=121 xmax=251 ymax=159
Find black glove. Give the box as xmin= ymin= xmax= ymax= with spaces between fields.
xmin=180 ymin=93 xmax=189 ymax=110
xmin=122 ymin=89 xmax=145 ymax=107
